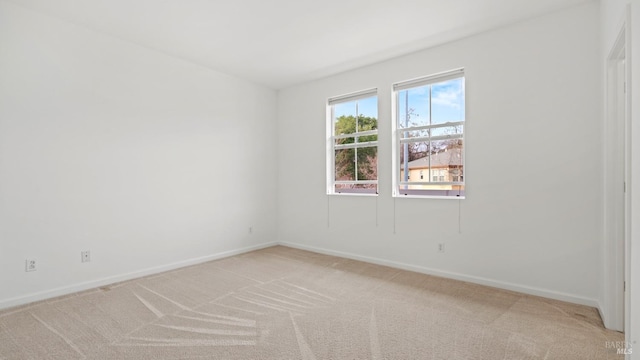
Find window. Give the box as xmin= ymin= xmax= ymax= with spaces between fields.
xmin=327 ymin=89 xmax=378 ymax=195
xmin=393 ymin=69 xmax=465 ymax=198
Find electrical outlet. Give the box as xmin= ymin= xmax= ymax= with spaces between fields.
xmin=25 ymin=259 xmax=37 ymax=272
xmin=81 ymin=251 xmax=91 ymax=263
xmin=438 ymin=243 xmax=445 ymax=253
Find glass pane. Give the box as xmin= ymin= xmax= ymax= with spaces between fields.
xmin=357 ymin=96 xmax=378 ymax=132
xmin=357 ymin=114 xmax=378 ymax=132
xmin=400 ymin=141 xmax=463 ymax=184
xmin=431 ymin=78 xmax=464 ymax=125
xmin=357 ymin=146 xmax=377 ymax=181
xmin=430 ymin=140 xmax=463 ymax=170
xmin=398 ymin=86 xmax=430 ymax=129
xmin=335 ymin=149 xmax=355 ymax=181
xmin=449 ymin=166 xmax=463 ymax=181
xmin=334 ymin=108 xmax=356 ymax=136
xmin=334 ymin=96 xmax=378 ymax=136
xmin=399 ymin=141 xmax=429 ymax=163
xmin=431 ymin=137 xmax=463 ymax=152
xmin=399 ymin=143 xmax=429 ymax=184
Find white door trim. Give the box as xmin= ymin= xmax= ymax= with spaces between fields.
xmin=603 ymin=6 xmax=631 ymax=333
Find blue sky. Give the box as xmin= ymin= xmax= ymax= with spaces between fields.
xmin=333 ymin=78 xmax=464 ymax=126
xmin=398 ymin=78 xmax=465 ymax=127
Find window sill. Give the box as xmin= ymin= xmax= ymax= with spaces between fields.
xmin=393 ymin=194 xmax=465 ymax=200
xmin=328 ymin=192 xmax=379 ymax=197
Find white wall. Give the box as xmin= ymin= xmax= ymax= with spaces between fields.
xmin=601 ymin=0 xmax=640 ymax=355
xmin=0 ymin=1 xmax=278 ymax=308
xmin=278 ymin=3 xmax=602 ymax=306
xmin=602 ymin=0 xmax=630 ymax=53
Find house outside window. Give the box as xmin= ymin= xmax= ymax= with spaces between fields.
xmin=327 ymin=89 xmax=378 ymax=195
xmin=393 ymin=69 xmax=465 ymax=198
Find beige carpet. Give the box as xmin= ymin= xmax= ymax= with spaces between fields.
xmin=0 ymin=245 xmax=624 ymax=359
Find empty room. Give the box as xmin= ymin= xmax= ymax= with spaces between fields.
xmin=1 ymin=0 xmax=639 ymax=359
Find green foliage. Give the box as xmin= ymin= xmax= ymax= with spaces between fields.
xmin=334 ymin=115 xmax=378 ymax=181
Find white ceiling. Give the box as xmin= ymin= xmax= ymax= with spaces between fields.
xmin=8 ymin=0 xmax=592 ymax=89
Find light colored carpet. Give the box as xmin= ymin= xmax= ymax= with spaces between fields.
xmin=0 ymin=245 xmax=624 ymax=359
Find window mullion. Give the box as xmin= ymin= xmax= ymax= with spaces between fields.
xmin=403 ymin=90 xmax=409 ymax=189
xmin=335 ymin=129 xmax=377 ymax=140
xmin=428 ymin=85 xmax=432 ymax=184
xmin=400 ymin=121 xmax=464 ymax=133
xmin=400 ymin=134 xmax=462 ymax=144
xmin=335 ymin=141 xmax=378 ymax=150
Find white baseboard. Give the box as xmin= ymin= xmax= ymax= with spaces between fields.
xmin=597 ymin=302 xmax=608 ymax=327
xmin=1 ymin=240 xmax=600 ymax=312
xmin=0 ymin=242 xmax=278 ymax=311
xmin=278 ymin=241 xmax=600 ymax=308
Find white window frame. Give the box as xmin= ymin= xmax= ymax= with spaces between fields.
xmin=392 ymin=68 xmax=465 ymax=199
xmin=326 ymin=88 xmax=378 ymax=196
